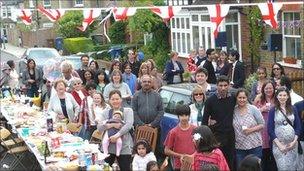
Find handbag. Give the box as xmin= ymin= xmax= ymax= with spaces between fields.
xmin=279 ymin=109 xmax=303 ymax=154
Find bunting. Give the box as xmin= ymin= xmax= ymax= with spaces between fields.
xmin=207 ymin=4 xmax=230 ymax=38
xmin=78 ymin=9 xmax=101 ymax=32
xmin=112 ymin=7 xmax=137 ymax=21
xmin=150 ymin=6 xmax=182 ymax=21
xmin=258 ymin=2 xmax=283 ymax=29
xmin=38 ymin=5 xmax=65 ymax=22
xmin=18 ymin=9 xmax=32 ymax=25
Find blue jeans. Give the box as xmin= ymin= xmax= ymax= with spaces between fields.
xmin=236 ymin=146 xmax=262 ymax=167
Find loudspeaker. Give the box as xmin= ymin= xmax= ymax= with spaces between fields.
xmin=215 ymin=32 xmax=227 ymax=47
xmin=268 ymin=34 xmax=282 ymax=51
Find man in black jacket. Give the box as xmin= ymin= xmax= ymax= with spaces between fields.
xmin=202 ymin=48 xmax=217 ymax=84
xmin=228 ymin=50 xmax=245 ymax=88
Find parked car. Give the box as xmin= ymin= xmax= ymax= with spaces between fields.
xmin=159 ymin=83 xmax=237 ymax=146
xmin=18 ymin=47 xmax=61 ymax=74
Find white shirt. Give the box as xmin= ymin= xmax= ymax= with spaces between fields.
xmin=132 ymin=152 xmax=157 ymax=171
xmin=76 ymin=90 xmax=85 ymax=101
xmin=290 ymin=89 xmax=303 ymax=105
xmin=189 ymin=103 xmax=205 ymax=126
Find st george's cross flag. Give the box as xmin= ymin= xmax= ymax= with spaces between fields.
xmin=78 ymin=9 xmax=101 ymax=31
xmin=258 ymin=2 xmax=283 ymax=29
xmin=150 ymin=6 xmax=182 ymax=21
xmin=37 ymin=5 xmax=65 ymax=22
xmin=112 ymin=7 xmax=137 ymax=21
xmin=207 ymin=4 xmax=230 ymax=38
xmin=18 ymin=9 xmax=32 ymax=25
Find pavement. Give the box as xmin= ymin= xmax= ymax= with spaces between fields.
xmin=0 ymin=43 xmax=27 ymax=59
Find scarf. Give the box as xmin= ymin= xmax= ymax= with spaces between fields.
xmin=195 ymin=102 xmax=204 ymax=123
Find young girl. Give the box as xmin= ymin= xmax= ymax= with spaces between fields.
xmin=95 ymin=70 xmax=109 ymax=94
xmin=122 ymin=63 xmax=137 ymax=95
xmin=132 ymin=139 xmax=157 ymax=171
xmin=192 ymin=125 xmax=230 ymax=171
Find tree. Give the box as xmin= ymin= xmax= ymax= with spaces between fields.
xmin=108 ymin=21 xmax=127 ymax=44
xmin=56 ymin=11 xmax=97 ymax=38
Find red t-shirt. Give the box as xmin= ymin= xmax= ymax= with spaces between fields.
xmin=164 ymin=124 xmax=196 ymax=169
xmin=192 ymin=148 xmax=230 ymax=171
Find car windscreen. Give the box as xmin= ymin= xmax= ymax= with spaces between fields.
xmin=28 ymin=50 xmax=59 ymax=66
xmin=160 ymin=90 xmax=192 ymax=115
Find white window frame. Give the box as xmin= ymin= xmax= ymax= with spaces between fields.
xmin=43 ymin=0 xmax=51 ymax=7
xmin=29 ymin=0 xmax=34 ymax=8
xmin=170 ymin=11 xmax=191 ymax=57
xmin=75 ymin=0 xmax=84 ymax=7
xmin=281 ymin=12 xmax=301 ymax=68
xmin=223 ymin=11 xmax=242 ymax=60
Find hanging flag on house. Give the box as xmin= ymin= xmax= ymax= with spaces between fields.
xmin=207 ymin=4 xmax=230 ymax=38
xmin=258 ymin=2 xmax=283 ymax=29
xmin=78 ymin=9 xmax=101 ymax=32
xmin=112 ymin=7 xmax=137 ymax=21
xmin=37 ymin=5 xmax=65 ymax=22
xmin=18 ymin=9 xmax=32 ymax=25
xmin=150 ymin=6 xmax=182 ymax=21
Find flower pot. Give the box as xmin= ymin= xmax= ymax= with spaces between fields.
xmin=283 ymin=57 xmax=297 ymax=64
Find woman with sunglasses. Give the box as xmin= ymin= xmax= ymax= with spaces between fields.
xmin=189 ymin=85 xmax=206 ymax=126
xmin=270 ymin=63 xmax=285 ymax=89
xmin=268 ymin=87 xmax=302 ymax=170
xmin=70 ymin=77 xmax=89 ymax=106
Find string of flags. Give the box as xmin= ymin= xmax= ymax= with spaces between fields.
xmin=16 ymin=2 xmax=303 ymax=39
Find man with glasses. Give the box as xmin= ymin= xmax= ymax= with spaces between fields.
xmin=132 ymin=74 xmax=164 ymax=128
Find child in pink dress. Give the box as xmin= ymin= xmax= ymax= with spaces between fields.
xmin=102 ymin=110 xmax=125 ymax=156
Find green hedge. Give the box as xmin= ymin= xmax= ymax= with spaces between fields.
xmin=63 ymin=37 xmax=94 ymax=54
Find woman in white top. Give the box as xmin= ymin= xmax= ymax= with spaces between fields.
xmin=47 ymin=79 xmax=79 ymax=122
xmin=7 ymin=60 xmax=19 ymax=89
xmin=189 ymin=85 xmax=206 ymax=126
xmin=103 ymin=69 xmax=132 ymax=107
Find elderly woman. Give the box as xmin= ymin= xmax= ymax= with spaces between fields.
xmin=0 ymin=63 xmax=11 ymax=88
xmin=189 ymin=85 xmax=206 ymax=126
xmin=164 ymin=51 xmax=184 ymax=84
xmin=60 ymin=61 xmax=80 ymax=92
xmin=21 ymin=59 xmax=43 ymax=97
xmin=97 ymin=90 xmax=134 ymax=170
xmin=103 ymin=69 xmax=132 ymax=107
xmin=47 ymin=79 xmax=79 ymax=122
xmin=70 ymin=77 xmax=89 ymax=105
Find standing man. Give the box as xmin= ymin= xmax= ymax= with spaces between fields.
xmin=202 ymin=75 xmax=236 ymax=170
xmin=77 ymin=54 xmax=90 ymax=82
xmin=196 ymin=46 xmax=206 ymax=67
xmin=132 ymin=74 xmax=164 ymax=128
xmin=123 ymin=50 xmax=141 ymax=77
xmin=201 ymin=48 xmax=217 ymax=84
xmin=228 ymin=50 xmax=245 ymax=88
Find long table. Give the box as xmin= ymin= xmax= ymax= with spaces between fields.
xmin=1 ymin=100 xmax=107 ymax=170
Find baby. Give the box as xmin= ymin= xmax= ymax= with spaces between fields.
xmin=102 ymin=110 xmax=125 ymax=156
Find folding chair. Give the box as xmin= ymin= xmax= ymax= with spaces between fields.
xmin=135 ymin=125 xmax=158 ymax=152
xmin=89 ymin=129 xmax=104 ymax=144
xmin=0 ymin=127 xmax=29 ymax=170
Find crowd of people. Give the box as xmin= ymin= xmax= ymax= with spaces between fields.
xmin=0 ymin=46 xmax=303 ymax=171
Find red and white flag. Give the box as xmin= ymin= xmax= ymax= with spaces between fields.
xmin=78 ymin=9 xmax=101 ymax=32
xmin=258 ymin=2 xmax=283 ymax=29
xmin=112 ymin=7 xmax=137 ymax=21
xmin=150 ymin=6 xmax=181 ymax=21
xmin=18 ymin=9 xmax=32 ymax=25
xmin=38 ymin=5 xmax=65 ymax=22
xmin=207 ymin=4 xmax=230 ymax=38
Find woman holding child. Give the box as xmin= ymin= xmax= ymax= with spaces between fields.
xmin=97 ymin=90 xmax=134 ymax=171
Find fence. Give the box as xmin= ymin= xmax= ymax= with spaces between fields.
xmin=287 ymin=70 xmax=304 ymax=97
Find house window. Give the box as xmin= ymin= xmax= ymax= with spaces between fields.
xmin=225 ymin=12 xmax=240 ymax=52
xmin=75 ymin=0 xmax=84 ymax=7
xmin=29 ymin=0 xmax=34 ymax=8
xmin=43 ymin=0 xmax=51 ymax=7
xmin=171 ymin=15 xmax=191 ymax=56
xmin=7 ymin=8 xmax=11 ymax=17
xmin=283 ymin=12 xmax=301 ymax=60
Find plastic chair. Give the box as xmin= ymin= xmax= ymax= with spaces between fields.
xmin=90 ymin=129 xmax=104 ymax=144
xmin=135 ymin=125 xmax=158 ymax=152
xmin=0 ymin=127 xmax=29 ymax=170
